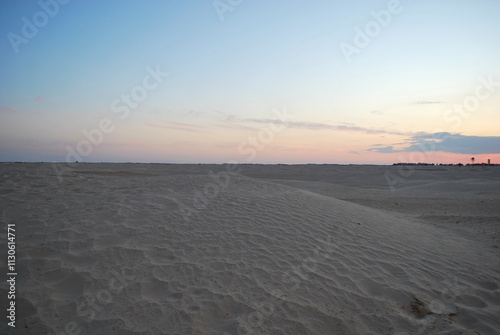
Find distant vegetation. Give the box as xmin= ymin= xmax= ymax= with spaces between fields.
xmin=393 ymin=162 xmax=499 ymax=166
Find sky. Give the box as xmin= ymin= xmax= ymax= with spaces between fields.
xmin=1 ymin=0 xmax=499 ymax=164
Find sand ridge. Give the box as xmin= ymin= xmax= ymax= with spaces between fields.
xmin=0 ymin=163 xmax=499 ymax=334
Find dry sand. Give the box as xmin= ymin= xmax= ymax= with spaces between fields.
xmin=0 ymin=163 xmax=499 ymax=334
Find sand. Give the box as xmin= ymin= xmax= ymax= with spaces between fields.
xmin=0 ymin=162 xmax=499 ymax=334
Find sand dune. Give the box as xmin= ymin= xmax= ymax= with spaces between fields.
xmin=0 ymin=163 xmax=499 ymax=334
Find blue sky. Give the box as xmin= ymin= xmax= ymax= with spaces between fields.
xmin=1 ymin=0 xmax=499 ymax=163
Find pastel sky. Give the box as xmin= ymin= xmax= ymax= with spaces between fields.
xmin=1 ymin=0 xmax=499 ymax=164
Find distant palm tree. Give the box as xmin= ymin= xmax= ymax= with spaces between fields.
xmin=471 ymin=157 xmax=475 ymax=165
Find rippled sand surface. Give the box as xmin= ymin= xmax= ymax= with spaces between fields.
xmin=1 ymin=163 xmax=499 ymax=334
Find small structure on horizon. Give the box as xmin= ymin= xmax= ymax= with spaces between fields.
xmin=488 ymin=159 xmax=491 ymax=165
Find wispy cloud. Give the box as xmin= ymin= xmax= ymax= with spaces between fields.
xmin=369 ymin=145 xmax=395 ymax=153
xmin=143 ymin=121 xmax=209 ymax=133
xmin=369 ymin=132 xmax=500 ymax=154
xmin=212 ymin=109 xmax=237 ymax=118
xmin=240 ymin=118 xmax=411 ymax=136
xmin=182 ymin=110 xmax=204 ymax=117
xmin=143 ymin=116 xmax=416 ymax=139
xmin=413 ymin=101 xmax=443 ymax=105
xmin=215 ymin=122 xmax=258 ymax=131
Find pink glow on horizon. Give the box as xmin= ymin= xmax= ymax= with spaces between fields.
xmin=87 ymin=142 xmax=500 ymax=164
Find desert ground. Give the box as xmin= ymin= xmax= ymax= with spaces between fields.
xmin=1 ymin=162 xmax=499 ymax=334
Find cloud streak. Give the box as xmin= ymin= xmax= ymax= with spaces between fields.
xmin=240 ymin=119 xmax=411 ymax=136
xmin=143 ymin=121 xmax=209 ymax=133
xmin=369 ymin=132 xmax=500 ymax=154
xmin=144 ymin=116 xmax=414 ymax=137
xmin=412 ymin=101 xmax=443 ymax=105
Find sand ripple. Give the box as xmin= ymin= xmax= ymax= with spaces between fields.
xmin=0 ymin=163 xmax=499 ymax=334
